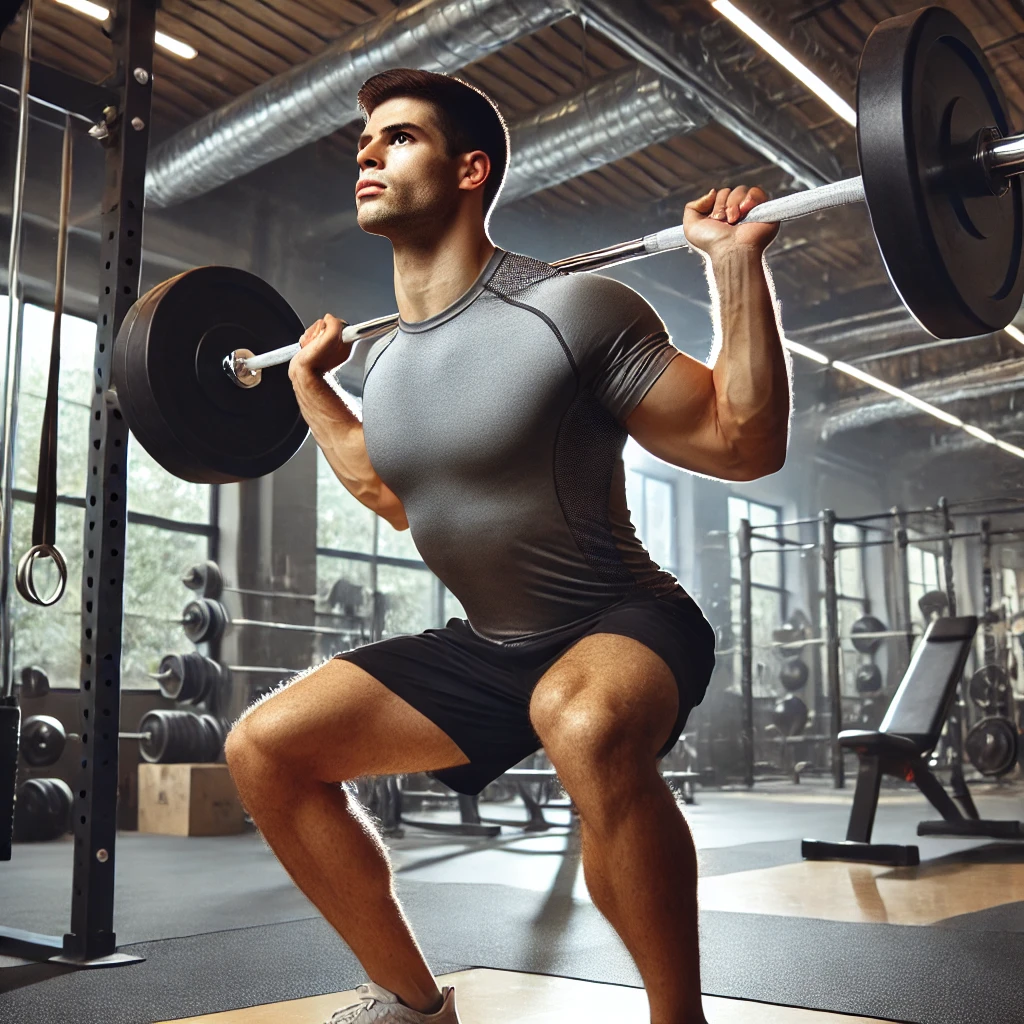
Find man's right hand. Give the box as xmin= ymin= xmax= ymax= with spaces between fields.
xmin=289 ymin=314 xmax=352 ymax=380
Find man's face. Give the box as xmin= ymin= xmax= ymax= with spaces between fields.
xmin=355 ymin=96 xmax=463 ymax=239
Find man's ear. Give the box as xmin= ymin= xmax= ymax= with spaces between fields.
xmin=458 ymin=150 xmax=491 ymax=194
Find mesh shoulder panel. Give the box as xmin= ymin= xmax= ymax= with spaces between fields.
xmin=486 ymin=251 xmax=564 ymax=298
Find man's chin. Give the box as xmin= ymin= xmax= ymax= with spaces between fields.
xmin=356 ymin=203 xmax=401 ymax=237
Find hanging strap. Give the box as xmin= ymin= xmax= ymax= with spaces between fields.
xmin=16 ymin=114 xmax=71 ymax=607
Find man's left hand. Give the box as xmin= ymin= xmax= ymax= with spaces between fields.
xmin=683 ymin=186 xmax=779 ymax=258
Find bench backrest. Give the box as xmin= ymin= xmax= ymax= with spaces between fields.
xmin=879 ymin=615 xmax=978 ymax=750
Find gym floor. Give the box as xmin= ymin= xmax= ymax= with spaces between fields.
xmin=2 ymin=777 xmax=1023 ymax=1024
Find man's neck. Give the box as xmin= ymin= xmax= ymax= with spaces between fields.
xmin=392 ymin=218 xmax=496 ymax=324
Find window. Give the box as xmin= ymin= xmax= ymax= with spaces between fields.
xmin=626 ymin=469 xmax=677 ymax=572
xmin=832 ymin=523 xmax=869 ymax=643
xmin=316 ymin=449 xmax=460 ymax=645
xmin=3 ymin=297 xmax=215 ymax=689
xmin=728 ymin=496 xmax=787 ymax=694
xmin=906 ymin=540 xmax=941 ymax=624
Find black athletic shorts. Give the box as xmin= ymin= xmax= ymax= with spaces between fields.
xmin=334 ymin=588 xmax=716 ymax=797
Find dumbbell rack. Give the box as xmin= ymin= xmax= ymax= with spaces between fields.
xmin=0 ymin=0 xmax=152 ymax=967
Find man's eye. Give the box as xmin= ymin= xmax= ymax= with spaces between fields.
xmin=392 ymin=132 xmax=411 ymax=145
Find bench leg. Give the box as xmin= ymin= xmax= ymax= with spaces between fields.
xmin=911 ymin=757 xmax=965 ymax=823
xmin=845 ymin=755 xmax=882 ymax=843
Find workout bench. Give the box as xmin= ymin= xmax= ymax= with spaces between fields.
xmin=803 ymin=615 xmax=1024 ymax=867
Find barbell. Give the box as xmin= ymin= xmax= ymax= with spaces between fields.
xmin=179 ymin=596 xmax=364 ymax=644
xmin=113 ymin=7 xmax=1024 ymax=486
xmin=19 ymin=710 xmax=225 ymax=767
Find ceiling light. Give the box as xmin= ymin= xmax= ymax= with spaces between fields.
xmin=710 ymin=1 xmax=857 ymax=126
xmin=832 ymin=360 xmax=963 ymax=426
xmin=963 ymin=424 xmax=996 ymax=444
xmin=52 ymin=0 xmax=198 ymax=58
xmin=782 ymin=338 xmax=830 ymax=365
xmin=1005 ymin=324 xmax=1024 ymax=346
xmin=54 ymin=0 xmax=107 ymax=19
xmin=995 ymin=439 xmax=1024 ymax=459
xmin=155 ymin=31 xmax=197 ymax=60
xmin=831 ymin=359 xmax=1024 ymax=459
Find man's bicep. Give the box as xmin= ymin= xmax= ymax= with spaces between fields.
xmin=624 ymin=356 xmax=747 ymax=479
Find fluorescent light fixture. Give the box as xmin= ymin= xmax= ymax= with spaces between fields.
xmin=155 ymin=31 xmax=198 ymax=60
xmin=831 ymin=359 xmax=1024 ymax=459
xmin=832 ymin=360 xmax=963 ymax=426
xmin=53 ymin=0 xmax=198 ymax=58
xmin=1005 ymin=324 xmax=1024 ymax=346
xmin=963 ymin=424 xmax=996 ymax=444
xmin=54 ymin=0 xmax=107 ymax=19
xmin=711 ymin=1 xmax=857 ymax=126
xmin=995 ymin=439 xmax=1024 ymax=459
xmin=782 ymin=337 xmax=830 ymax=365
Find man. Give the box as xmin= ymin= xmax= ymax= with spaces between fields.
xmin=224 ymin=69 xmax=787 ymax=1024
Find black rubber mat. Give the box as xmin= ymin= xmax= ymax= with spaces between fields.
xmin=0 ymin=831 xmax=806 ymax=944
xmin=3 ymin=879 xmax=1023 ymax=1024
xmin=934 ymin=902 xmax=1024 ymax=933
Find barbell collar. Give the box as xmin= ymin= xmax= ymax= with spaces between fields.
xmin=223 ymin=347 xmax=261 ymax=389
xmin=985 ymin=130 xmax=1024 ymax=178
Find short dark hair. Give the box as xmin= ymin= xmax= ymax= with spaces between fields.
xmin=357 ymin=69 xmax=509 ymax=214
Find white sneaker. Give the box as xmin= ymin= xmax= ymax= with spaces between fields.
xmin=324 ymin=982 xmax=459 ymax=1024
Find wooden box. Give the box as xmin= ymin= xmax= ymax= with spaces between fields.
xmin=137 ymin=763 xmax=245 ymax=836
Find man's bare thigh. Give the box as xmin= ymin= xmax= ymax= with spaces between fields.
xmin=230 ymin=657 xmax=470 ymax=782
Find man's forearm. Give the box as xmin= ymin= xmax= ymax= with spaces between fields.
xmin=707 ymin=246 xmax=790 ymax=470
xmin=292 ymin=369 xmax=409 ymax=529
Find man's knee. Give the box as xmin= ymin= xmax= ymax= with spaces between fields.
xmin=224 ymin=681 xmax=308 ymax=780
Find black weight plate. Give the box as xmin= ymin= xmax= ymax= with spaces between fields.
xmin=779 ymin=658 xmax=809 ymax=692
xmin=965 ymin=716 xmax=1018 ymax=777
xmin=113 ymin=266 xmax=309 ymax=483
xmin=850 ymin=614 xmax=887 ymax=654
xmin=855 ymin=661 xmax=883 ymax=694
xmin=20 ymin=715 xmax=66 ymax=768
xmin=968 ymin=663 xmax=1006 ymax=708
xmin=182 ymin=560 xmax=224 ymax=599
xmin=858 ymin=7 xmax=1024 ymax=339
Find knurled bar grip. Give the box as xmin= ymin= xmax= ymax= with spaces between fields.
xmin=642 ymin=175 xmax=866 ymax=254
xmin=239 ymin=175 xmax=868 ymax=376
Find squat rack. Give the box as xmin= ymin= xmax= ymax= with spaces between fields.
xmin=736 ymin=495 xmax=1024 ymax=791
xmin=0 ymin=0 xmax=154 ymax=966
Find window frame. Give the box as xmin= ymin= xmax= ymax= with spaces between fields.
xmin=3 ymin=294 xmax=219 ymax=689
xmin=627 ymin=466 xmax=679 ymax=574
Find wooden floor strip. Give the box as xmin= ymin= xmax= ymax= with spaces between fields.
xmin=698 ymin=859 xmax=1024 ymax=925
xmin=159 ymin=967 xmax=901 ymax=1023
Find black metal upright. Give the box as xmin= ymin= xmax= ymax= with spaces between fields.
xmin=937 ymin=496 xmax=980 ymax=821
xmin=893 ymin=506 xmax=914 ymax=666
xmin=66 ymin=0 xmax=154 ymax=961
xmin=737 ymin=517 xmax=754 ymax=788
xmin=820 ymin=508 xmax=844 ymax=788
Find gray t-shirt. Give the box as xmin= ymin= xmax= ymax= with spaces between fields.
xmin=361 ymin=247 xmax=686 ymax=642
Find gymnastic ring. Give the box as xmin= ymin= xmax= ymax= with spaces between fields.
xmin=16 ymin=543 xmax=69 ymax=607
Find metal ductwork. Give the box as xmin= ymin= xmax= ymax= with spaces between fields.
xmin=500 ymin=64 xmax=709 ymax=205
xmin=304 ymin=62 xmax=711 ymax=241
xmin=579 ymin=0 xmax=844 ymax=188
xmin=145 ymin=0 xmax=573 ymax=209
xmin=816 ymin=361 xmax=1024 ymax=440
